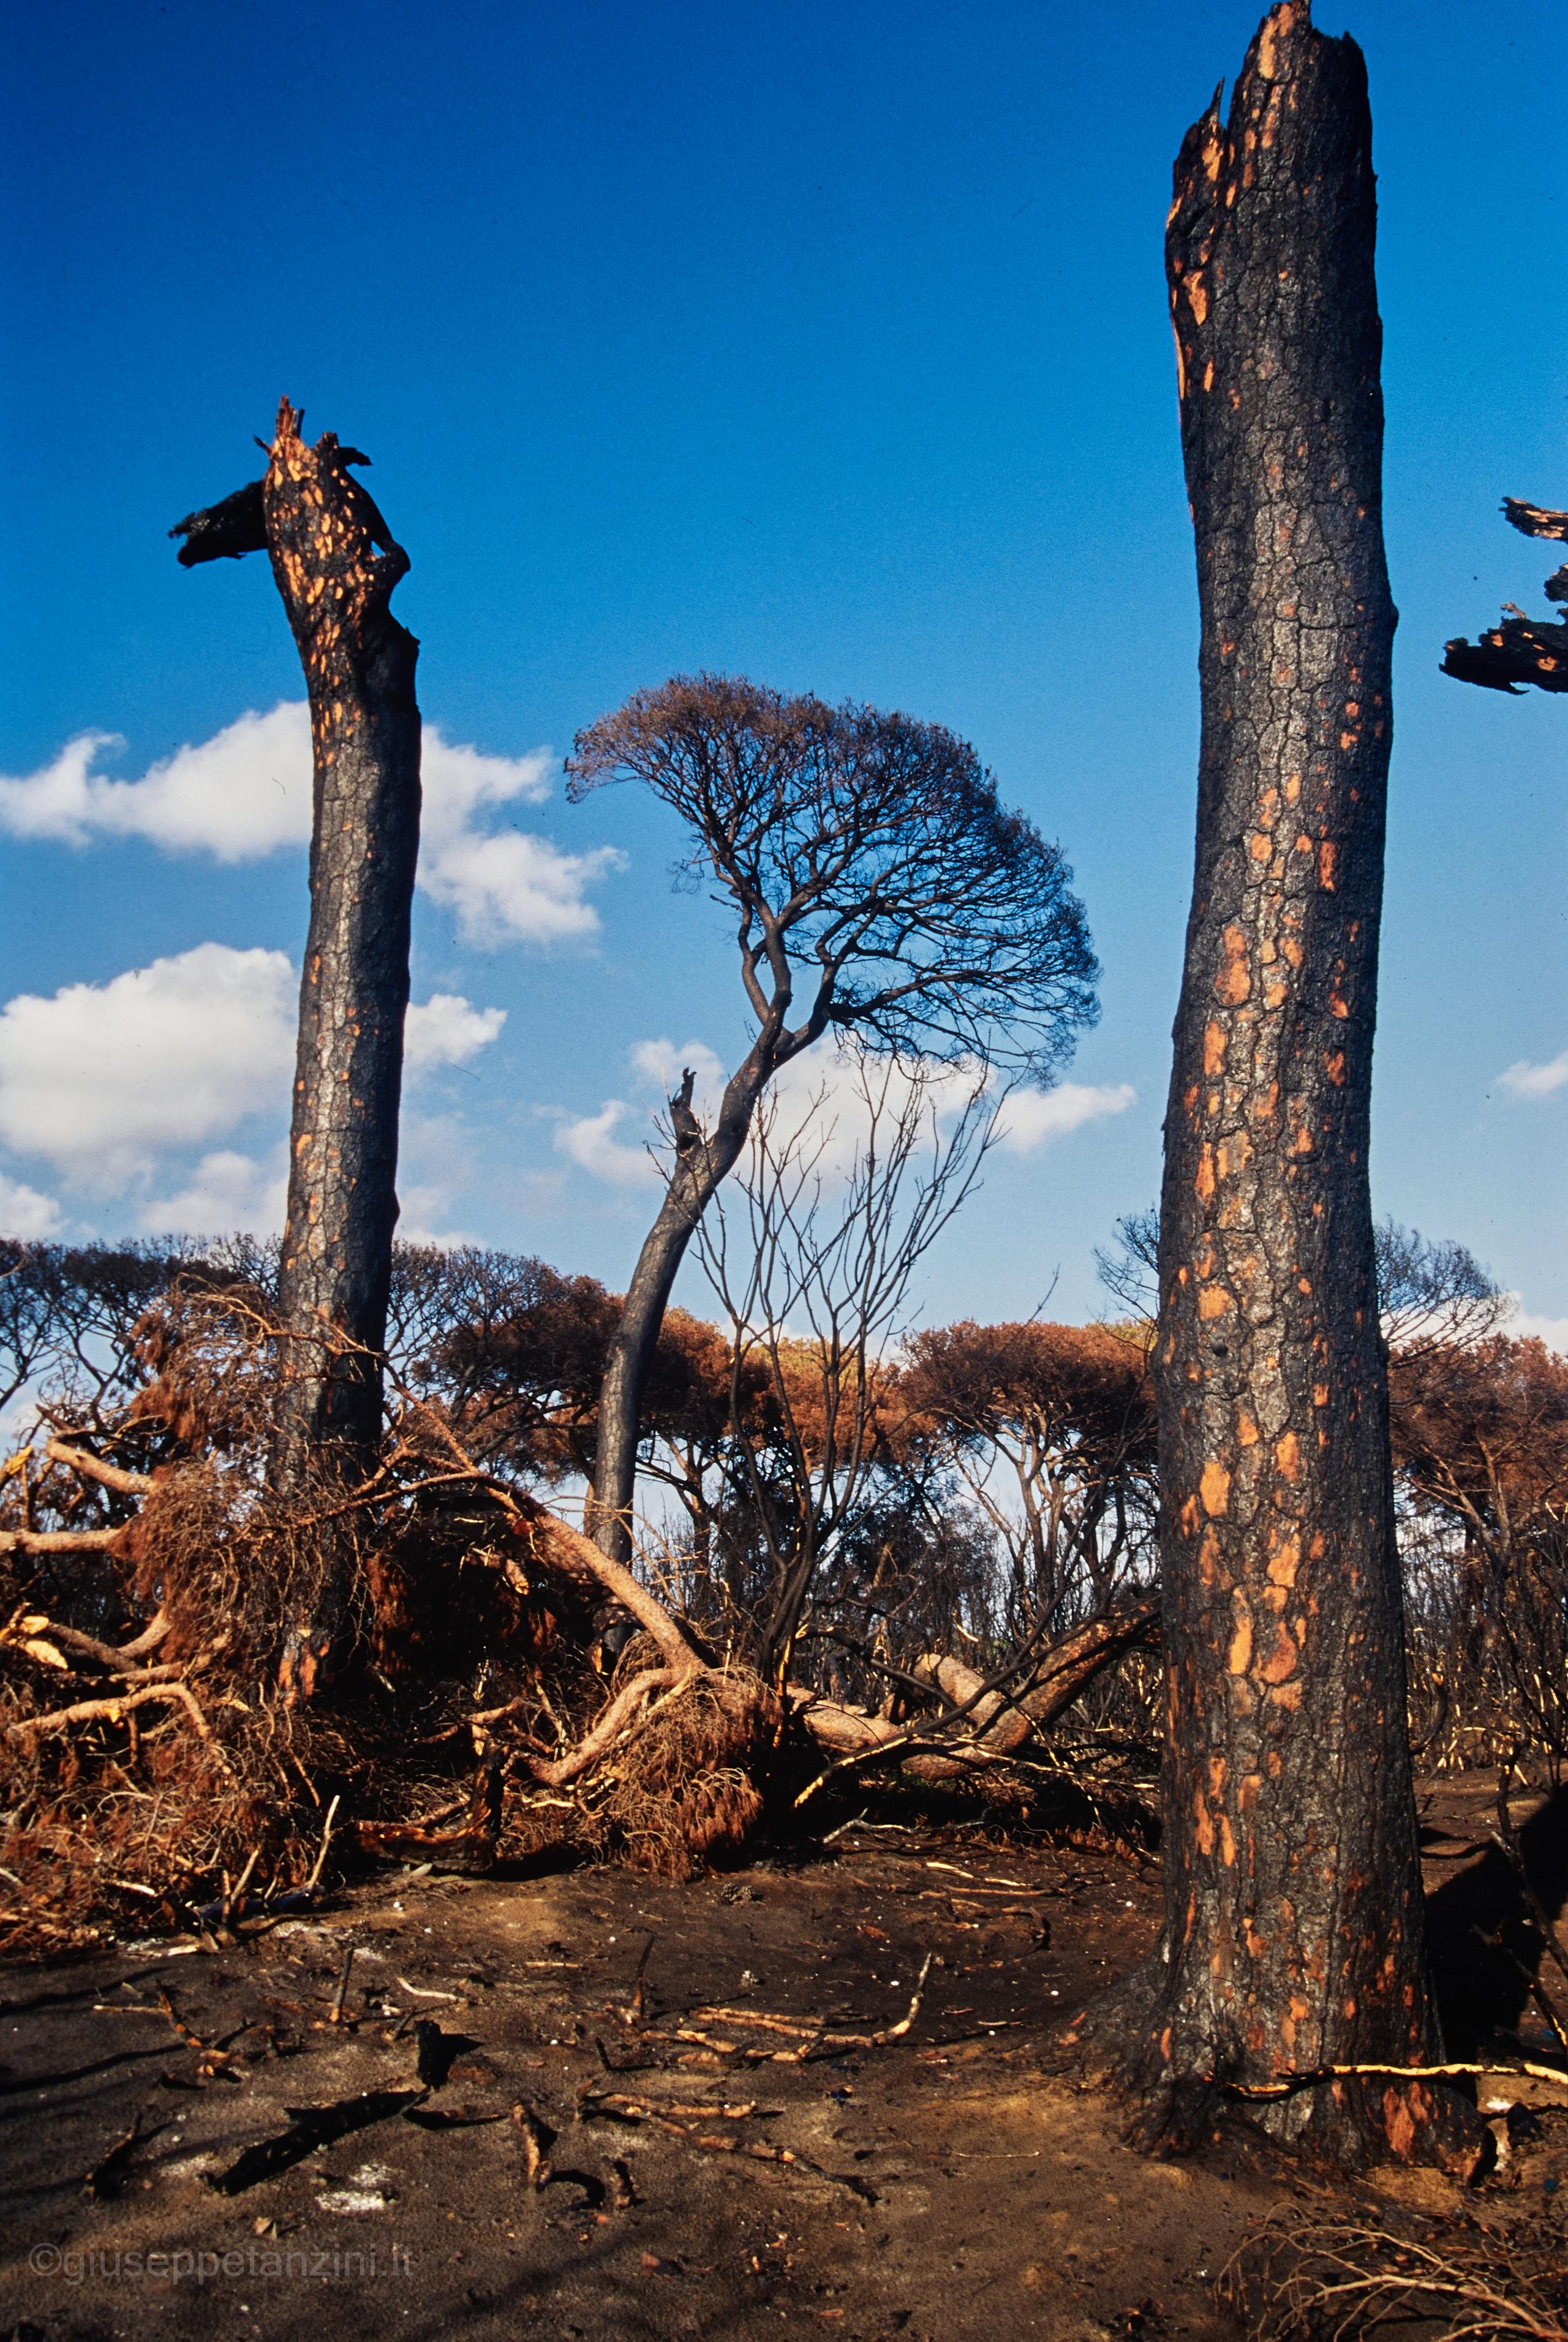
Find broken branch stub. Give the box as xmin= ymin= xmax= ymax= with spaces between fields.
xmin=1442 ymin=494 xmax=1568 ymax=693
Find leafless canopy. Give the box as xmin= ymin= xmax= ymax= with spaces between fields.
xmin=565 ymin=673 xmax=1098 ymax=1081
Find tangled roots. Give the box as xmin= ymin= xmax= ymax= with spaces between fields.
xmin=601 ymin=1668 xmax=783 ymax=1881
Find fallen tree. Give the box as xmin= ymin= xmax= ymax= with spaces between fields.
xmin=0 ymin=1295 xmax=1159 ymax=1943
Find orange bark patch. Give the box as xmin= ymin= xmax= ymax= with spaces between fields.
xmin=1257 ymin=1623 xmax=1299 ymax=1686
xmin=1228 ymin=1597 xmax=1254 ymax=1676
xmin=1275 ymin=1431 xmax=1301 ymax=1484
xmin=1203 ymin=1020 xmax=1227 ymax=1077
xmin=1193 ymin=1786 xmax=1214 ymax=1858
xmin=1318 ymin=840 xmax=1337 ymax=889
xmin=1216 ymin=927 xmax=1251 ymax=1004
xmin=1200 ymin=1460 xmax=1232 ymax=1517
xmin=1267 ymin=1529 xmax=1300 ymax=1587
xmin=1382 ymin=2087 xmax=1416 ymax=2161
xmin=1198 ymin=1284 xmax=1232 ymax=1320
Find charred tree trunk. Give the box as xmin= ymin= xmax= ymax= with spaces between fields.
xmin=174 ymin=399 xmax=421 ymax=1692
xmin=586 ymin=1056 xmax=766 ymax=1567
xmin=1110 ymin=5 xmax=1473 ymax=2168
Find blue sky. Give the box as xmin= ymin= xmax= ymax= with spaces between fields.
xmin=1 ymin=0 xmax=1563 ymax=1339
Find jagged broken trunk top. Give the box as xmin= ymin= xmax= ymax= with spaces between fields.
xmin=261 ymin=402 xmax=421 ymax=1495
xmin=1137 ymin=6 xmax=1453 ymax=2164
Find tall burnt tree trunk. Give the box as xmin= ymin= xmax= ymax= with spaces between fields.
xmin=174 ymin=399 xmax=421 ymax=1695
xmin=1112 ymin=4 xmax=1472 ymax=2167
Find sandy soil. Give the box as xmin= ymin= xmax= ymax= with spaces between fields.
xmin=2 ymin=1782 xmax=1564 ymax=2342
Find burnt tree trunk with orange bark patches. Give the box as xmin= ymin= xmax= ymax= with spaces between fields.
xmin=1105 ymin=6 xmax=1474 ymax=2169
xmin=174 ymin=401 xmax=421 ymax=1690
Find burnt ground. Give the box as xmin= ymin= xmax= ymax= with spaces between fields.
xmin=1 ymin=1777 xmax=1565 ymax=2342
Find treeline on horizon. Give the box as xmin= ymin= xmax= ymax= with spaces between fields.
xmin=5 ymin=1222 xmax=1564 ymax=1779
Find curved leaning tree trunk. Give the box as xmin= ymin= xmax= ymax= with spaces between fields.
xmin=1110 ymin=5 xmax=1476 ymax=2168
xmin=586 ymin=1055 xmax=768 ymax=1568
xmin=174 ymin=399 xmax=421 ymax=1695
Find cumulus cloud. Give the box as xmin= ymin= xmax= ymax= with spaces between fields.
xmin=1504 ymin=1297 xmax=1568 ymax=1355
xmin=0 ymin=707 xmax=620 ymax=947
xmin=0 ymin=942 xmax=506 ymax=1202
xmin=0 ymin=706 xmax=312 ymax=859
xmin=421 ymin=824 xmax=621 ymax=947
xmin=552 ymin=1037 xmax=734 ymax=1193
xmin=552 ymin=1039 xmax=1069 ymax=1197
xmin=993 ymin=1079 xmax=1136 ymax=1154
xmin=627 ymin=1037 xmax=728 ymax=1113
xmin=140 ymin=1147 xmax=288 ymax=1237
xmin=418 ymin=734 xmax=622 ymax=946
xmin=404 ymin=993 xmax=507 ymax=1072
xmin=554 ymin=1100 xmax=660 ymax=1189
xmin=0 ymin=1171 xmax=64 ymax=1240
xmin=0 ymin=944 xmax=296 ymax=1181
xmin=554 ymin=1039 xmax=1139 ymax=1196
xmin=1499 ymin=1049 xmax=1568 ymax=1100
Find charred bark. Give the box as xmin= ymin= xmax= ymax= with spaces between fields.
xmin=1113 ymin=5 xmax=1476 ymax=2168
xmin=1441 ymin=496 xmax=1568 ymax=695
xmin=174 ymin=400 xmax=421 ymax=1690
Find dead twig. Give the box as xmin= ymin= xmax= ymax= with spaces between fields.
xmin=304 ymin=1793 xmax=341 ymax=1893
xmin=45 ymin=1439 xmax=156 ymax=1496
xmin=330 ymin=1945 xmax=357 ymax=2024
xmin=5 ymin=1679 xmax=212 ymax=1745
xmin=512 ymin=2100 xmax=555 ymax=2187
xmin=682 ymin=1954 xmax=936 ymax=2061
xmin=1221 ymin=2212 xmax=1568 ymax=2342
xmin=1225 ymin=2055 xmax=1568 ymax=2100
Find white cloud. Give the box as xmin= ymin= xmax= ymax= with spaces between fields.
xmin=418 ymin=732 xmax=622 ymax=947
xmin=0 ymin=944 xmax=296 ymax=1181
xmin=1499 ymin=1050 xmax=1568 ymax=1100
xmin=554 ymin=1039 xmax=1005 ymax=1198
xmin=0 ymin=708 xmax=621 ymax=947
xmin=553 ymin=1099 xmax=660 ymax=1189
xmin=0 ymin=1171 xmax=64 ymax=1240
xmin=993 ymin=1080 xmax=1136 ymax=1154
xmin=404 ymin=993 xmax=506 ymax=1073
xmin=140 ymin=1147 xmax=288 ymax=1237
xmin=628 ymin=1037 xmax=728 ymax=1114
xmin=552 ymin=1037 xmax=730 ymax=1194
xmin=420 ymin=825 xmax=621 ymax=948
xmin=1504 ymin=1297 xmax=1568 ymax=1355
xmin=0 ymin=706 xmax=312 ymax=860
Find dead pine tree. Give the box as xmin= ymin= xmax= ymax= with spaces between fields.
xmin=1101 ymin=4 xmax=1480 ymax=2168
xmin=564 ymin=676 xmax=1098 ymax=1582
xmin=173 ymin=401 xmax=421 ymax=1694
